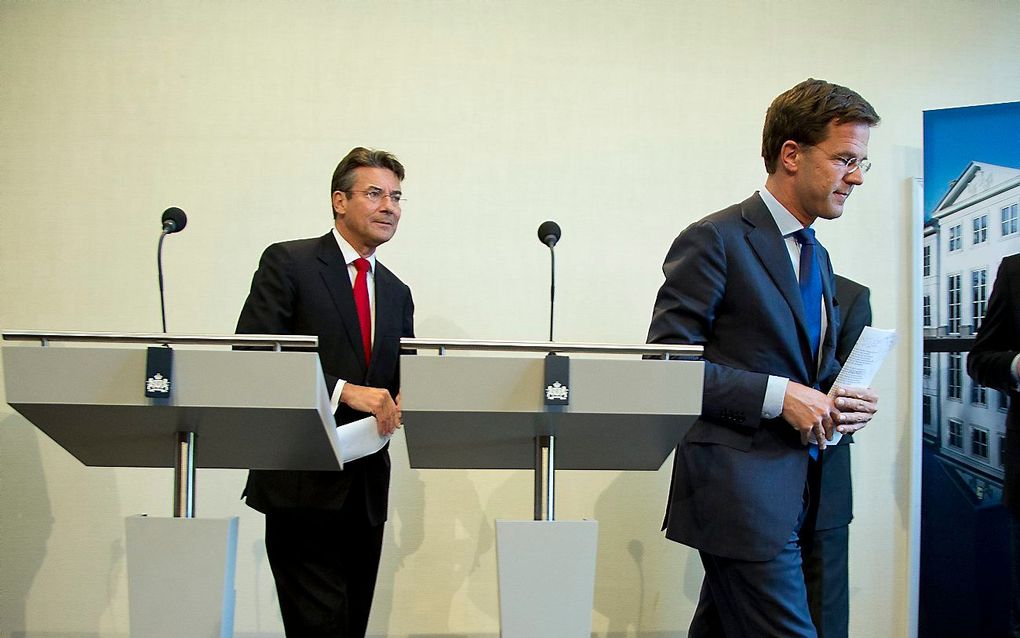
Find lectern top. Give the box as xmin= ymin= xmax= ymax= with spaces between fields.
xmin=401 ymin=338 xmax=702 ymax=358
xmin=2 ymin=331 xmax=317 ymax=349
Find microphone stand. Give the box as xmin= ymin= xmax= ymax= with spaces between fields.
xmin=156 ymin=212 xmax=191 ymax=515
xmin=538 ymin=234 xmax=558 ymax=521
xmin=158 ymin=228 xmax=171 ymax=333
xmin=547 ymin=241 xmax=555 ymax=342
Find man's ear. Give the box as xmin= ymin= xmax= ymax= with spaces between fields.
xmin=779 ymin=140 xmax=802 ymax=175
xmin=332 ymin=191 xmax=346 ymax=217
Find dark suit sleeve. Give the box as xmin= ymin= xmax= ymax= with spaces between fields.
xmin=648 ymin=219 xmax=769 ymax=429
xmin=403 ymin=293 xmax=415 ymax=340
xmin=968 ymin=257 xmax=1019 ymax=392
xmin=236 ymin=243 xmax=296 ymax=335
xmin=834 ymin=281 xmax=871 ymax=367
xmin=235 ymin=243 xmax=340 ymax=393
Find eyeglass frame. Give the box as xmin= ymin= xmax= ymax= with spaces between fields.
xmin=832 ymin=154 xmax=871 ymax=175
xmin=802 ymin=143 xmax=872 ymax=176
xmin=345 ymin=187 xmax=404 ymax=205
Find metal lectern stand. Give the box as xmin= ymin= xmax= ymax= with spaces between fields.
xmin=400 ymin=339 xmax=703 ymax=638
xmin=2 ymin=331 xmax=343 ymax=638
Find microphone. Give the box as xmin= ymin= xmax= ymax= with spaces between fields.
xmin=537 ymin=220 xmax=561 ymax=248
xmin=162 ymin=207 xmax=187 ymax=234
xmin=158 ymin=207 xmax=187 ymax=333
xmin=536 ymin=221 xmax=561 ymax=341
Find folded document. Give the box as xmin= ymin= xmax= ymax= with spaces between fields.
xmin=336 ymin=416 xmax=391 ymax=463
xmin=813 ymin=326 xmax=898 ymax=446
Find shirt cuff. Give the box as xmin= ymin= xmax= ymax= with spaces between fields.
xmin=762 ymin=375 xmax=788 ymax=420
xmin=330 ymin=379 xmax=347 ymax=415
xmin=1011 ymin=354 xmax=1020 ymax=388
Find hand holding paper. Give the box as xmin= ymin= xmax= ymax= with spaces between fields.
xmin=335 ymin=416 xmax=392 ymax=463
xmin=809 ymin=326 xmax=896 ymax=446
xmin=833 ymin=386 xmax=879 ymax=435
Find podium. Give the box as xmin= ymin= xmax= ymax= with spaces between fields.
xmin=400 ymin=339 xmax=704 ymax=638
xmin=2 ymin=331 xmax=341 ymax=638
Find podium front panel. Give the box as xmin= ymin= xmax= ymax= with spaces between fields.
xmin=401 ymin=355 xmax=703 ymax=470
xmin=3 ymin=346 xmax=341 ymax=470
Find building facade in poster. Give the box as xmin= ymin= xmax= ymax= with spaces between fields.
xmin=924 ymin=161 xmax=1020 ymax=501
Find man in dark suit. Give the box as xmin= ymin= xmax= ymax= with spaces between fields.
xmin=967 ymin=253 xmax=1020 ymax=638
xmin=236 ymin=147 xmax=414 ymax=637
xmin=647 ymin=79 xmax=880 ymax=637
xmin=802 ymin=275 xmax=871 ymax=638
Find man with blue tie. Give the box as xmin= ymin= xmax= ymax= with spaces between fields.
xmin=647 ymin=79 xmax=881 ymax=637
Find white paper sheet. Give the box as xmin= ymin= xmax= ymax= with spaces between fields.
xmin=813 ymin=326 xmax=898 ymax=446
xmin=335 ymin=416 xmax=391 ymax=463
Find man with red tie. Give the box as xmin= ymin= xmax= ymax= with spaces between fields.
xmin=236 ymin=147 xmax=415 ymax=637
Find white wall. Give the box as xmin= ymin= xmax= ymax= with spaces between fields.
xmin=2 ymin=1 xmax=1018 ymax=636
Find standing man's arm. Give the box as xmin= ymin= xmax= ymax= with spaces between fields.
xmin=648 ymin=220 xmax=771 ymax=427
xmin=648 ymin=218 xmax=838 ymax=441
xmin=237 ymin=243 xmax=297 ymax=337
xmin=394 ymin=289 xmax=416 ymax=422
xmin=969 ymin=257 xmax=1020 ymax=392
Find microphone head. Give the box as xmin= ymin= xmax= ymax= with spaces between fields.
xmin=161 ymin=207 xmax=187 ymax=233
xmin=537 ymin=220 xmax=561 ymax=247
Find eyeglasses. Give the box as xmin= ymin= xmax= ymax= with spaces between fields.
xmin=347 ymin=187 xmax=404 ymax=205
xmin=833 ymin=155 xmax=871 ymax=175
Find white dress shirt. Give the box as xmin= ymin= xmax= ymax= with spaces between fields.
xmin=329 ymin=227 xmax=376 ymax=412
xmin=757 ymin=187 xmax=829 ymax=420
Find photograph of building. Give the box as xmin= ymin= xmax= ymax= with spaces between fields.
xmin=919 ymin=101 xmax=1020 ymax=637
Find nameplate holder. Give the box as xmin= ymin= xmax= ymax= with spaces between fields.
xmin=543 ymin=353 xmax=570 ymax=407
xmin=144 ymin=346 xmax=174 ymax=400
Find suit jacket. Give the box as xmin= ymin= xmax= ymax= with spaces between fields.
xmin=236 ymin=232 xmax=414 ymax=526
xmin=815 ymin=275 xmax=871 ymax=531
xmin=967 ymin=253 xmax=1020 ymax=514
xmin=648 ymin=193 xmax=840 ymax=561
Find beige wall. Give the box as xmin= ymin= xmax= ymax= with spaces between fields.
xmin=2 ymin=1 xmax=1018 ymax=636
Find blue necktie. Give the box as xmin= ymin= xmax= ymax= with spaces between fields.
xmin=793 ymin=227 xmax=822 ymax=366
xmin=794 ymin=228 xmax=823 ymax=459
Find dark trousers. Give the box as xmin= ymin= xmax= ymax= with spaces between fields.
xmin=689 ymin=459 xmax=820 ymax=638
xmin=264 ymin=508 xmax=385 ymax=638
xmin=802 ymin=524 xmax=850 ymax=638
xmin=690 ymin=532 xmax=818 ymax=638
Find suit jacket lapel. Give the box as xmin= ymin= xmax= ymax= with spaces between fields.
xmin=741 ymin=195 xmax=816 ymax=373
xmin=372 ymin=262 xmax=402 ymax=369
xmin=818 ymin=244 xmax=838 ymax=375
xmin=316 ymin=233 xmax=369 ymax=374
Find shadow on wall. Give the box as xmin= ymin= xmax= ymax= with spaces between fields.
xmin=1 ymin=411 xmax=125 ymax=638
xmin=592 ymin=464 xmax=703 ymax=636
xmin=373 ymin=314 xmax=499 ymax=633
xmin=374 ymin=437 xmax=428 ymax=635
xmin=378 ymin=436 xmax=497 ymax=634
xmin=1 ymin=415 xmax=54 ymax=636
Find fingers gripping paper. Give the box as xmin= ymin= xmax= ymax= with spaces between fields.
xmin=814 ymin=326 xmax=898 ymax=446
xmin=335 ymin=416 xmax=391 ymax=463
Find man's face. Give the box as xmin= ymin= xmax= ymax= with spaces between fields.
xmin=789 ymin=120 xmax=871 ymax=225
xmin=332 ymin=166 xmax=402 ymax=256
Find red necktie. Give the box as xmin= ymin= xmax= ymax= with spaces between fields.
xmin=352 ymin=258 xmax=372 ymax=366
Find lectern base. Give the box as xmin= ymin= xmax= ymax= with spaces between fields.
xmin=125 ymin=516 xmax=238 ymax=638
xmin=495 ymin=520 xmax=598 ymax=638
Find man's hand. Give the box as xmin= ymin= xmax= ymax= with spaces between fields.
xmin=340 ymin=383 xmax=401 ymax=436
xmin=782 ymin=381 xmax=839 ymax=450
xmin=832 ymin=386 xmax=878 ymax=435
